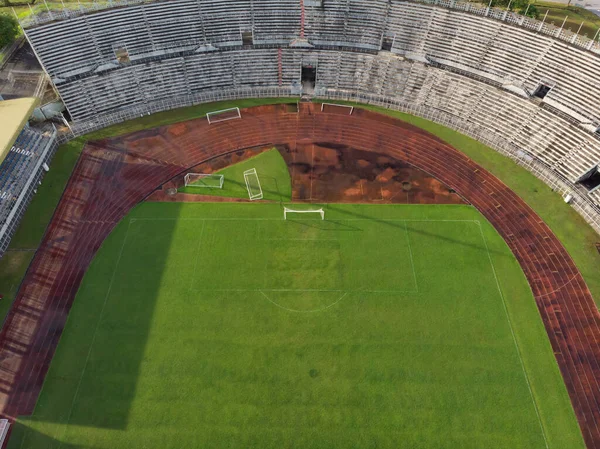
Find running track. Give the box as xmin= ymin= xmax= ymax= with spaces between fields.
xmin=0 ymin=103 xmax=598 ymax=447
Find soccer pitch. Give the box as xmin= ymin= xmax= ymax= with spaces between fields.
xmin=10 ymin=203 xmax=583 ymax=449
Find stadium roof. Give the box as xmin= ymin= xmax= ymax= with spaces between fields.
xmin=0 ymin=98 xmax=39 ymax=166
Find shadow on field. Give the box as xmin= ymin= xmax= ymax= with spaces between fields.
xmin=220 ymin=175 xmax=506 ymax=257
xmin=24 ymin=203 xmax=184 ymax=432
xmin=7 ymin=421 xmax=83 ymax=449
xmin=319 ymin=203 xmax=509 ymax=258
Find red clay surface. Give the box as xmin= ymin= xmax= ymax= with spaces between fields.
xmin=149 ymin=143 xmax=465 ymax=204
xmin=0 ymin=103 xmax=598 ymax=448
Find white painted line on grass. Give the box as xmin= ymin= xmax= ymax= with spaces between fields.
xmin=259 ymin=290 xmax=348 ymax=313
xmin=476 ymin=223 xmax=549 ymax=449
xmin=404 ymin=221 xmax=419 ymax=293
xmin=56 ymin=220 xmax=135 ymax=449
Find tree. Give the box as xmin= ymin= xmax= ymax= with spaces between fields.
xmin=0 ymin=14 xmax=19 ymax=49
xmin=490 ymin=0 xmax=539 ymax=19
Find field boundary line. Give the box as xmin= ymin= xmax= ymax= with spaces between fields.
xmin=476 ymin=222 xmax=549 ymax=449
xmin=404 ymin=222 xmax=419 ymax=293
xmin=132 ymin=217 xmax=481 ymax=223
xmin=56 ymin=220 xmax=135 ymax=449
xmin=263 ymin=238 xmax=340 ymax=241
xmin=192 ymin=288 xmax=417 ymax=293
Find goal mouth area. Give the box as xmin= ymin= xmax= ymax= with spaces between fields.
xmin=321 ymin=103 xmax=354 ymax=115
xmin=206 ymin=107 xmax=242 ymax=124
xmin=184 ymin=173 xmax=224 ymax=188
xmin=243 ymin=168 xmax=263 ymax=200
xmin=283 ymin=207 xmax=325 ymax=220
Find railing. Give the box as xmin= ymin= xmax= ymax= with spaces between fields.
xmin=322 ymin=89 xmax=600 ymax=234
xmin=19 ymin=0 xmax=600 ymax=55
xmin=0 ymin=37 xmax=24 ymax=72
xmin=54 ymin=86 xmax=600 ymax=235
xmin=0 ymin=127 xmax=59 ymax=257
xmin=59 ymin=87 xmax=295 ymax=139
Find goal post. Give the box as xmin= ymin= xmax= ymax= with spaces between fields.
xmin=206 ymin=107 xmax=242 ymax=124
xmin=243 ymin=168 xmax=263 ymax=200
xmin=184 ymin=173 xmax=224 ymax=189
xmin=321 ymin=103 xmax=354 ymax=115
xmin=284 ymin=207 xmax=325 ymax=220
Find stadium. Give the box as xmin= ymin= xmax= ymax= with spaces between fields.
xmin=0 ymin=0 xmax=599 ymax=447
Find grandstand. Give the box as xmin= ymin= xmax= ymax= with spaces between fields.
xmin=17 ymin=0 xmax=600 ymax=231
xmin=0 ymin=98 xmax=58 ymax=257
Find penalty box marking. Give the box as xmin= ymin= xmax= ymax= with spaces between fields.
xmin=127 ymin=218 xmax=483 ymax=297
xmin=102 ymin=219 xmax=544 ymax=439
xmin=259 ymin=290 xmax=349 ymax=314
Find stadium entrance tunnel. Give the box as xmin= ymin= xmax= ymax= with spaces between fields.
xmin=533 ymin=82 xmax=554 ymax=99
xmin=579 ymin=164 xmax=600 ymax=192
xmin=301 ymin=65 xmax=316 ymax=94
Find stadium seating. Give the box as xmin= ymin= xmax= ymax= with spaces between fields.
xmin=20 ymin=0 xmax=600 ymax=228
xmin=0 ymin=126 xmax=58 ymax=256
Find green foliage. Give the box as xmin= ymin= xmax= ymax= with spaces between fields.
xmin=9 ymin=203 xmax=584 ymax=448
xmin=0 ymin=13 xmax=19 ymax=48
xmin=0 ymin=138 xmax=85 ymax=320
xmin=489 ymin=0 xmax=539 ymax=18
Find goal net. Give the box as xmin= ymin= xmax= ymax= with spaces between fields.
xmin=321 ymin=103 xmax=354 ymax=115
xmin=243 ymin=168 xmax=263 ymax=200
xmin=284 ymin=207 xmax=325 ymax=220
xmin=206 ymin=107 xmax=242 ymax=124
xmin=184 ymin=173 xmax=224 ymax=189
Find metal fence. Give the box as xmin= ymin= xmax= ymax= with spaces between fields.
xmin=322 ymin=90 xmax=600 ymax=234
xmin=55 ymin=87 xmax=600 ymax=235
xmin=0 ymin=127 xmax=59 ymax=257
xmin=60 ymin=87 xmax=294 ymax=139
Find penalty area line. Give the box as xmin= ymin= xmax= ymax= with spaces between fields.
xmin=476 ymin=222 xmax=549 ymax=449
xmin=404 ymin=221 xmax=419 ymax=293
xmin=131 ymin=217 xmax=481 ymax=223
xmin=259 ymin=290 xmax=348 ymax=313
xmin=56 ymin=219 xmax=135 ymax=449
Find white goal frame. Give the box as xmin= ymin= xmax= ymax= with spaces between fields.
xmin=243 ymin=168 xmax=263 ymax=200
xmin=206 ymin=107 xmax=242 ymax=124
xmin=321 ymin=103 xmax=354 ymax=115
xmin=284 ymin=207 xmax=325 ymax=220
xmin=184 ymin=173 xmax=224 ymax=188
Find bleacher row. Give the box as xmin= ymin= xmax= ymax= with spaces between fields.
xmin=0 ymin=127 xmax=58 ymax=257
xmin=23 ymin=0 xmax=600 ymax=121
xmin=46 ymin=47 xmax=600 ymax=185
xmin=21 ymin=0 xmax=600 ymax=222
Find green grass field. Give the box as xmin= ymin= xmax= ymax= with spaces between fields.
xmin=3 ymin=99 xmax=598 ymax=324
xmin=8 ymin=202 xmax=584 ymax=449
xmin=0 ymin=99 xmax=290 ymax=323
xmin=535 ymin=1 xmax=600 ymax=38
xmin=179 ymin=149 xmax=292 ymax=202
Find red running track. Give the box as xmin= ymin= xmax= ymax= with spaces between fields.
xmin=0 ymin=103 xmax=598 ymax=447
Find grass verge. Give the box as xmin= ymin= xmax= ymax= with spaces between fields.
xmin=0 ymin=98 xmax=292 ymax=323
xmin=320 ymin=99 xmax=600 ymax=307
xmin=1 ymin=97 xmax=598 ymax=321
xmin=179 ymin=148 xmax=292 ymax=202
